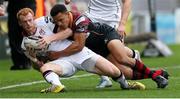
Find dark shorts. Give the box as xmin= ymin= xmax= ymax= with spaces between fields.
xmin=85 ymin=23 xmax=122 ymax=57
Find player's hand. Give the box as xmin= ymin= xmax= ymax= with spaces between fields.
xmin=64 ymin=0 xmax=71 ymax=5
xmin=47 ymin=51 xmax=60 ymax=60
xmin=38 ymin=35 xmax=51 ymax=49
xmin=26 ymin=47 xmax=36 ymax=58
xmin=117 ymin=24 xmax=126 ymax=43
xmin=0 ymin=6 xmax=5 ymax=16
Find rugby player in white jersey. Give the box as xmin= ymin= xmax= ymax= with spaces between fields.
xmin=43 ymin=4 xmax=169 ymax=89
xmin=17 ymin=8 xmax=134 ymax=93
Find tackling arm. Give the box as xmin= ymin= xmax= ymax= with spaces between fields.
xmin=48 ymin=28 xmax=73 ymax=42
xmin=40 ymin=28 xmax=73 ymax=48
xmin=48 ymin=33 xmax=87 ymax=60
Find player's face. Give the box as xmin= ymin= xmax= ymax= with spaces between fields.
xmin=19 ymin=13 xmax=36 ymax=35
xmin=53 ymin=12 xmax=69 ymax=30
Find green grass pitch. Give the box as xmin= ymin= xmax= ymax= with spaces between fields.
xmin=0 ymin=44 xmax=180 ymax=98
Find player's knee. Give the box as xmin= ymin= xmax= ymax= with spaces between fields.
xmin=40 ymin=64 xmax=51 ymax=73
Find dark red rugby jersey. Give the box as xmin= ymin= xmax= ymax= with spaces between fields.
xmin=71 ymin=12 xmax=91 ymax=34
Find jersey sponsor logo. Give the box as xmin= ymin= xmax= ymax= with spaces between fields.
xmin=39 ymin=28 xmax=46 ymax=35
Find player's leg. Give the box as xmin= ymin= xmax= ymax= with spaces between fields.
xmin=87 ymin=23 xmax=143 ymax=88
xmin=111 ymin=24 xmax=169 ymax=81
xmin=82 ymin=54 xmax=129 ymax=89
xmin=107 ymin=54 xmax=146 ymax=90
xmin=107 ymin=39 xmax=168 ymax=88
xmin=85 ymin=30 xmax=112 ymax=88
xmin=125 ymin=47 xmax=141 ymax=61
xmin=88 ymin=22 xmax=169 ymax=88
xmin=39 ymin=60 xmax=76 ymax=93
xmin=107 ymin=54 xmax=133 ymax=79
xmin=39 ymin=63 xmax=65 ymax=93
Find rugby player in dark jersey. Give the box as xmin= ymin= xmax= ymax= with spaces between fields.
xmin=40 ymin=4 xmax=169 ymax=89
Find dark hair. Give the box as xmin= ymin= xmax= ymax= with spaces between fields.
xmin=50 ymin=4 xmax=67 ymax=17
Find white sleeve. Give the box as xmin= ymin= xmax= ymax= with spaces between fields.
xmin=35 ymin=16 xmax=55 ymax=32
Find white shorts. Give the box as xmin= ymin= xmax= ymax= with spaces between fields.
xmin=49 ymin=54 xmax=100 ymax=77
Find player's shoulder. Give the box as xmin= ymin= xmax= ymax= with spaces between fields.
xmin=73 ymin=15 xmax=91 ymax=33
xmin=74 ymin=14 xmax=91 ymax=26
xmin=35 ymin=16 xmax=54 ymax=27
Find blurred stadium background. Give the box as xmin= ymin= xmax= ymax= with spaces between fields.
xmin=0 ymin=0 xmax=180 ymax=98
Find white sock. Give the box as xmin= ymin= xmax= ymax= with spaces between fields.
xmin=116 ymin=73 xmax=129 ymax=88
xmin=44 ymin=71 xmax=62 ymax=86
xmin=101 ymin=76 xmax=110 ymax=81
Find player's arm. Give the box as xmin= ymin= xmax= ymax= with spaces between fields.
xmin=24 ymin=51 xmax=43 ymax=71
xmin=39 ymin=28 xmax=73 ymax=48
xmin=38 ymin=16 xmax=73 ymax=46
xmin=24 ymin=51 xmax=38 ymax=63
xmin=47 ymin=28 xmax=72 ymax=42
xmin=24 ymin=49 xmax=44 ymax=67
xmin=117 ymin=0 xmax=131 ymax=36
xmin=120 ymin=0 xmax=131 ymax=26
xmin=48 ymin=32 xmax=87 ymax=60
xmin=48 ymin=15 xmax=89 ymax=60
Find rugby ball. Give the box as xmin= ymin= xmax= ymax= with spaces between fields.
xmin=24 ymin=36 xmax=48 ymax=52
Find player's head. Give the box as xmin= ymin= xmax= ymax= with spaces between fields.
xmin=17 ymin=8 xmax=36 ymax=36
xmin=50 ymin=4 xmax=70 ymax=29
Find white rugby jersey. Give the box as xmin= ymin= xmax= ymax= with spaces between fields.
xmin=85 ymin=0 xmax=121 ymax=25
xmin=21 ymin=16 xmax=94 ymax=64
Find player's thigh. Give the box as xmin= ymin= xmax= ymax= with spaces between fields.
xmin=83 ymin=54 xmax=120 ymax=76
xmin=96 ymin=55 xmax=120 ymax=76
xmin=81 ymin=54 xmax=99 ymax=73
xmin=45 ymin=60 xmax=77 ymax=77
xmin=107 ymin=40 xmax=135 ymax=66
xmin=107 ymin=40 xmax=128 ymax=60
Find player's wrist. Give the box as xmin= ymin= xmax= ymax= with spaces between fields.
xmin=119 ymin=18 xmax=127 ymax=25
xmin=119 ymin=21 xmax=126 ymax=26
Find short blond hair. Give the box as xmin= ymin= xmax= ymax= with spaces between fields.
xmin=17 ymin=8 xmax=34 ymax=20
